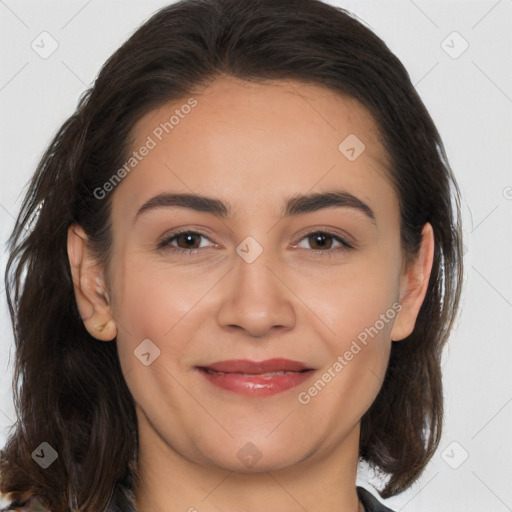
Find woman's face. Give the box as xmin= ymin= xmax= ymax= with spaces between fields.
xmin=72 ymin=76 xmax=431 ymax=474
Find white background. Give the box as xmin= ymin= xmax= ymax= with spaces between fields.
xmin=1 ymin=1 xmax=511 ymax=510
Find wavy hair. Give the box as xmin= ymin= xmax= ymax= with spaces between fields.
xmin=1 ymin=0 xmax=463 ymax=510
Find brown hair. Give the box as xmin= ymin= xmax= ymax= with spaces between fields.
xmin=1 ymin=0 xmax=463 ymax=510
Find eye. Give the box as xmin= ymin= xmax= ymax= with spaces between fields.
xmin=157 ymin=230 xmax=215 ymax=254
xmin=295 ymin=231 xmax=354 ymax=252
xmin=157 ymin=229 xmax=354 ymax=256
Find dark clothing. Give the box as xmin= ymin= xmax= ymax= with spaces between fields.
xmin=2 ymin=485 xmax=395 ymax=511
xmin=358 ymin=486 xmax=396 ymax=512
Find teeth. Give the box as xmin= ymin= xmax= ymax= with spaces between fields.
xmin=242 ymin=371 xmax=296 ymax=376
xmin=205 ymin=369 xmax=298 ymax=376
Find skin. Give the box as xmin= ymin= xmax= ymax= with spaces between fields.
xmin=68 ymin=76 xmax=434 ymax=512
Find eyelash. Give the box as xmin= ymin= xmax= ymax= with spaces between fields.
xmin=157 ymin=229 xmax=355 ymax=257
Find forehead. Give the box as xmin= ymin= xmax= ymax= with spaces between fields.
xmin=132 ymin=75 xmax=387 ymax=162
xmin=114 ymin=76 xmax=395 ymax=221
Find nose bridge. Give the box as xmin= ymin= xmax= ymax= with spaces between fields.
xmin=216 ymin=235 xmax=296 ymax=336
xmin=235 ymin=236 xmax=277 ymax=297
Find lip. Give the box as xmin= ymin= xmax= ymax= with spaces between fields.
xmin=196 ymin=358 xmax=314 ymax=397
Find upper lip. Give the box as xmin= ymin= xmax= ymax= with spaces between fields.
xmin=199 ymin=358 xmax=312 ymax=374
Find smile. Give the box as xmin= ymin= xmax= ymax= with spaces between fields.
xmin=196 ymin=358 xmax=315 ymax=396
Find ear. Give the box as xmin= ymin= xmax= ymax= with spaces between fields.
xmin=67 ymin=223 xmax=117 ymax=342
xmin=390 ymin=222 xmax=434 ymax=342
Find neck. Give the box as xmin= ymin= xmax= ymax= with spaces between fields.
xmin=133 ymin=409 xmax=362 ymax=512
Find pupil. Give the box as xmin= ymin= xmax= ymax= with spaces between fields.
xmin=182 ymin=233 xmax=198 ymax=248
xmin=311 ymin=233 xmax=330 ymax=249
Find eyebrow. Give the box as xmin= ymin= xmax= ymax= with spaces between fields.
xmin=134 ymin=189 xmax=376 ymax=224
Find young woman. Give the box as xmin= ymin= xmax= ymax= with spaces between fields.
xmin=0 ymin=0 xmax=463 ymax=511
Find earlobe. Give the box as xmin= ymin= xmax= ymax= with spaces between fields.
xmin=67 ymin=224 xmax=117 ymax=342
xmin=390 ymin=222 xmax=434 ymax=342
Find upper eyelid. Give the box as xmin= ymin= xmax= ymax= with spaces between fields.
xmin=159 ymin=229 xmax=353 ymax=248
xmin=293 ymin=228 xmax=353 ymax=246
xmin=157 ymin=230 xmax=216 ymax=249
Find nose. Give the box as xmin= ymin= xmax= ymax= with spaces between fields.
xmin=215 ymin=246 xmax=296 ymax=338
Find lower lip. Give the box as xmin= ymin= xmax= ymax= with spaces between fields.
xmin=197 ymin=368 xmax=314 ymax=396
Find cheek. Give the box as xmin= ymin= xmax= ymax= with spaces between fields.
xmin=297 ymin=280 xmax=396 ymax=432
xmin=109 ymin=255 xmax=204 ymax=414
xmin=304 ymin=251 xmax=401 ymax=345
xmin=109 ymin=251 xmax=230 ymax=379
xmin=111 ymin=254 xmax=208 ymax=335
xmin=298 ymin=249 xmax=400 ymax=401
xmin=316 ymin=279 xmax=395 ymax=387
xmin=109 ymin=257 xmax=179 ymax=366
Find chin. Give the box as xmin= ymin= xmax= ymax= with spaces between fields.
xmin=194 ymin=438 xmax=310 ymax=474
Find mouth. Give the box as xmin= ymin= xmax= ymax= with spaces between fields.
xmin=196 ymin=358 xmax=315 ymax=396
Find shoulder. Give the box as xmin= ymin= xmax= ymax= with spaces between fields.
xmin=357 ymin=486 xmax=396 ymax=512
xmin=0 ymin=493 xmax=50 ymax=512
xmin=2 ymin=486 xmax=390 ymax=512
